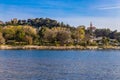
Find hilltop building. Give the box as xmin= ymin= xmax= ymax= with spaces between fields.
xmin=87 ymin=22 xmax=96 ymax=32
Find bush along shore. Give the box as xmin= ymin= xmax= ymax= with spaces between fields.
xmin=0 ymin=18 xmax=120 ymax=49
xmin=0 ymin=45 xmax=120 ymax=50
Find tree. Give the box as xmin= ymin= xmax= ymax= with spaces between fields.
xmin=114 ymin=32 xmax=120 ymax=42
xmin=94 ymin=29 xmax=111 ymax=37
xmin=2 ymin=25 xmax=37 ymax=45
xmin=25 ymin=36 xmax=33 ymax=45
xmin=5 ymin=18 xmax=72 ymax=28
xmin=56 ymin=30 xmax=71 ymax=45
xmin=102 ymin=37 xmax=109 ymax=46
xmin=0 ymin=32 xmax=5 ymax=44
xmin=23 ymin=26 xmax=37 ymax=39
xmin=3 ymin=26 xmax=16 ymax=40
xmin=43 ymin=29 xmax=56 ymax=43
xmin=15 ymin=28 xmax=25 ymax=41
xmin=76 ymin=26 xmax=85 ymax=40
xmin=109 ymin=30 xmax=117 ymax=39
xmin=38 ymin=27 xmax=48 ymax=45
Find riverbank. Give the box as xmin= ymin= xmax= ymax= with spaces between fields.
xmin=0 ymin=45 xmax=120 ymax=50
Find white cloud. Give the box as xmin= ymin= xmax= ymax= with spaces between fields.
xmin=99 ymin=6 xmax=120 ymax=10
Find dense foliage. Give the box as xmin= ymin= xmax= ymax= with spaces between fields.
xmin=4 ymin=18 xmax=72 ymax=28
xmin=0 ymin=18 xmax=120 ymax=46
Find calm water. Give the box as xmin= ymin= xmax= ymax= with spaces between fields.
xmin=0 ymin=50 xmax=120 ymax=80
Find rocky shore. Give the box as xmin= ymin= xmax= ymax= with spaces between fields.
xmin=0 ymin=45 xmax=120 ymax=50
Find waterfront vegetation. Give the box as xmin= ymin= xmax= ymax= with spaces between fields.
xmin=0 ymin=18 xmax=120 ymax=48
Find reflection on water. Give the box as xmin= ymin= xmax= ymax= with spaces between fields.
xmin=0 ymin=50 xmax=120 ymax=80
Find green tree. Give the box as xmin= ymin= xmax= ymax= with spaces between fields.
xmin=94 ymin=29 xmax=111 ymax=37
xmin=3 ymin=26 xmax=16 ymax=41
xmin=15 ymin=29 xmax=25 ymax=42
xmin=56 ymin=30 xmax=71 ymax=45
xmin=0 ymin=32 xmax=5 ymax=44
xmin=43 ymin=29 xmax=56 ymax=43
xmin=38 ymin=27 xmax=48 ymax=45
xmin=102 ymin=37 xmax=109 ymax=45
xmin=76 ymin=26 xmax=85 ymax=41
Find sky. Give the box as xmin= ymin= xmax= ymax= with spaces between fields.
xmin=0 ymin=0 xmax=120 ymax=30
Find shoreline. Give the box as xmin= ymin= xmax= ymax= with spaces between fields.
xmin=0 ymin=45 xmax=120 ymax=50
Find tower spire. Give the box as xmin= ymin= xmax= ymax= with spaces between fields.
xmin=90 ymin=22 xmax=92 ymax=27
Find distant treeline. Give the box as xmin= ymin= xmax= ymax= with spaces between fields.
xmin=0 ymin=18 xmax=120 ymax=46
xmin=1 ymin=18 xmax=72 ymax=28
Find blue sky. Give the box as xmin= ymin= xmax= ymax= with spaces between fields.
xmin=0 ymin=0 xmax=120 ymax=30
